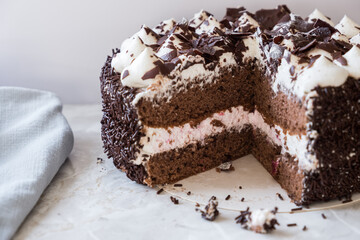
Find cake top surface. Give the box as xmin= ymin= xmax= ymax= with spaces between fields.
xmin=111 ymin=5 xmax=360 ymax=98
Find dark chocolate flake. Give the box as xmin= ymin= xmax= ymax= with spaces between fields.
xmin=122 ymin=70 xmax=130 ymax=79
xmin=336 ymin=56 xmax=348 ymax=66
xmin=321 ymin=213 xmax=327 ymax=219
xmin=156 ymin=188 xmax=164 ymax=194
xmin=289 ymin=65 xmax=295 ymax=76
xmin=273 ymin=35 xmax=284 ymax=44
xmin=225 ymin=195 xmax=231 ymax=200
xmin=141 ymin=66 xmax=160 ymax=80
xmin=174 ymin=183 xmax=183 ymax=187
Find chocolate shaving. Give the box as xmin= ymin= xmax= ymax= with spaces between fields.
xmin=174 ymin=183 xmax=183 ymax=187
xmin=276 ymin=193 xmax=284 ymax=201
xmin=321 ymin=213 xmax=327 ymax=219
xmin=225 ymin=195 xmax=231 ymax=200
xmin=291 ymin=207 xmax=302 ymax=212
xmin=287 ymin=223 xmax=297 ymax=227
xmin=170 ymin=196 xmax=179 ymax=204
xmin=156 ymin=188 xmax=164 ymax=194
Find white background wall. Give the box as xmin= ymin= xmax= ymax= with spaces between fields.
xmin=1 ymin=0 xmax=360 ymax=103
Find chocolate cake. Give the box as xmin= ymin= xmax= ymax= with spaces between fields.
xmin=100 ymin=5 xmax=360 ymax=205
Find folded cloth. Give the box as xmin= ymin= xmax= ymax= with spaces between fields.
xmin=0 ymin=87 xmax=74 ymax=240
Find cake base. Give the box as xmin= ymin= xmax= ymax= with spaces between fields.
xmin=162 ymin=154 xmax=360 ymax=212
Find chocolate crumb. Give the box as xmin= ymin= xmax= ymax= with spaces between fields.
xmin=321 ymin=213 xmax=327 ymax=219
xmin=303 ymin=225 xmax=307 ymax=231
xmin=187 ymin=191 xmax=191 ymax=196
xmin=241 ymin=197 xmax=245 ymax=202
xmin=239 ymin=186 xmax=242 ymax=189
xmin=287 ymin=223 xmax=297 ymax=227
xmin=170 ymin=196 xmax=179 ymax=204
xmin=174 ymin=183 xmax=183 ymax=187
xmin=195 ymin=203 xmax=200 ymax=207
xmin=216 ymin=162 xmax=235 ymax=172
xmin=225 ymin=195 xmax=231 ymax=200
xmin=276 ymin=193 xmax=284 ymax=200
xmin=156 ymin=188 xmax=164 ymax=195
xmin=96 ymin=157 xmax=103 ymax=164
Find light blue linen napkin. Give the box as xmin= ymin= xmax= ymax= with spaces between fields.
xmin=0 ymin=87 xmax=74 ymax=240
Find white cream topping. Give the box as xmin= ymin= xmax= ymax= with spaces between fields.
xmin=335 ymin=15 xmax=360 ymax=38
xmin=331 ymin=32 xmax=350 ymax=43
xmin=153 ymin=18 xmax=176 ymax=35
xmin=121 ymin=48 xmax=162 ymax=88
xmin=111 ymin=36 xmax=145 ymax=73
xmin=134 ymin=105 xmax=315 ymax=170
xmin=308 ymin=9 xmax=334 ymax=26
xmin=294 ymin=56 xmax=349 ymax=97
xmin=242 ymin=36 xmax=262 ymax=61
xmin=136 ymin=25 xmax=158 ymax=45
xmin=195 ymin=16 xmax=223 ymax=34
xmin=189 ymin=10 xmax=210 ymax=28
xmin=272 ymin=52 xmax=306 ymax=94
xmin=350 ymin=34 xmax=360 ymax=45
xmin=335 ymin=46 xmax=360 ymax=78
xmin=156 ymin=34 xmax=184 ymax=59
xmin=238 ymin=13 xmax=260 ymax=29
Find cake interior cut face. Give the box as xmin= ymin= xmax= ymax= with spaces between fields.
xmin=100 ymin=5 xmax=360 ymax=205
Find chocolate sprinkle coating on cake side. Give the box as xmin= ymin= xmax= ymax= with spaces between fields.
xmin=100 ymin=50 xmax=147 ymax=184
xmin=303 ymin=78 xmax=360 ymax=205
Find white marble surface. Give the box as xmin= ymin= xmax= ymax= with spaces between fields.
xmin=13 ymin=104 xmax=360 ymax=240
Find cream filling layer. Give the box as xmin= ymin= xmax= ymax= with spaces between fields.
xmin=134 ymin=105 xmax=317 ymax=171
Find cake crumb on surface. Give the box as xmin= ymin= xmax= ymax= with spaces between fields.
xmin=235 ymin=207 xmax=279 ymax=233
xmin=197 ymin=197 xmax=219 ymax=221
